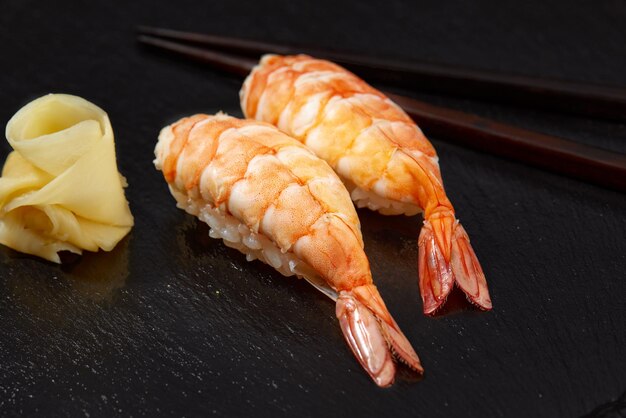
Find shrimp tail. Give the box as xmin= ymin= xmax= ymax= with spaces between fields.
xmin=336 ymin=284 xmax=423 ymax=387
xmin=418 ymin=211 xmax=492 ymax=315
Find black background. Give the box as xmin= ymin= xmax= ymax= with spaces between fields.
xmin=1 ymin=1 xmax=625 ymax=417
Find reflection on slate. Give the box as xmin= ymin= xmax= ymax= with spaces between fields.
xmin=2 ymin=235 xmax=130 ymax=313
xmin=61 ymin=236 xmax=131 ymax=303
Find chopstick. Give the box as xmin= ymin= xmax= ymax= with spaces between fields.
xmin=388 ymin=93 xmax=626 ymax=191
xmin=137 ymin=26 xmax=626 ymax=122
xmin=137 ymin=35 xmax=255 ymax=76
xmin=137 ymin=32 xmax=626 ymax=192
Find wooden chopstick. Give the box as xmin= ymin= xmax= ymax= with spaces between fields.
xmin=137 ymin=26 xmax=626 ymax=121
xmin=138 ymin=35 xmax=255 ymax=76
xmin=388 ymin=93 xmax=626 ymax=191
xmin=137 ymin=32 xmax=626 ymax=192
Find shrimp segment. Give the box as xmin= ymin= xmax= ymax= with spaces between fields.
xmin=154 ymin=113 xmax=423 ymax=386
xmin=241 ymin=54 xmax=492 ymax=315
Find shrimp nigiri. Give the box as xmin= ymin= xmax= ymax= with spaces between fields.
xmin=240 ymin=55 xmax=492 ymax=315
xmin=154 ymin=113 xmax=423 ymax=386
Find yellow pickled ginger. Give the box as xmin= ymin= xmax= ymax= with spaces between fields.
xmin=0 ymin=94 xmax=133 ymax=262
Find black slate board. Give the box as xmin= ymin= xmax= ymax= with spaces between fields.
xmin=1 ymin=1 xmax=625 ymax=417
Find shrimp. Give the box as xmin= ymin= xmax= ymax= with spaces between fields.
xmin=154 ymin=113 xmax=423 ymax=386
xmin=240 ymin=55 xmax=492 ymax=315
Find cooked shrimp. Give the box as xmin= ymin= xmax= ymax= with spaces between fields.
xmin=154 ymin=113 xmax=423 ymax=386
xmin=240 ymin=54 xmax=492 ymax=315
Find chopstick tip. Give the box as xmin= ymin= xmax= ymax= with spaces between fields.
xmin=136 ymin=25 xmax=173 ymax=38
xmin=135 ymin=24 xmax=153 ymax=34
